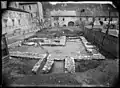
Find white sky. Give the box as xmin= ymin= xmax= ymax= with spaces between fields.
xmin=49 ymin=1 xmax=116 ymax=8
xmin=49 ymin=1 xmax=112 ymax=4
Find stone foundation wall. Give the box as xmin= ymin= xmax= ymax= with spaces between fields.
xmin=84 ymin=27 xmax=119 ymax=58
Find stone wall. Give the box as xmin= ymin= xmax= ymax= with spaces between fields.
xmin=19 ymin=2 xmax=44 ymax=25
xmin=84 ymin=27 xmax=119 ymax=58
xmin=1 ymin=1 xmax=7 ymax=9
xmin=2 ymin=10 xmax=33 ymax=35
xmin=37 ymin=2 xmax=44 ymax=22
xmin=51 ymin=17 xmax=80 ymax=27
xmin=2 ymin=1 xmax=44 ymax=35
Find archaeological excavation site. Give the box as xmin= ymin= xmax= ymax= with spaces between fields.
xmin=2 ymin=1 xmax=119 ymax=87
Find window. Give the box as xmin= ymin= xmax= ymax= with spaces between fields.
xmin=110 ymin=18 xmax=112 ymax=21
xmin=54 ymin=17 xmax=59 ymax=21
xmin=98 ymin=18 xmax=100 ymax=20
xmin=63 ymin=18 xmax=65 ymax=21
xmin=12 ymin=19 xmax=14 ymax=26
xmin=15 ymin=3 xmax=17 ymax=7
xmin=80 ymin=18 xmax=81 ymax=21
xmin=3 ymin=19 xmax=8 ymax=27
xmin=104 ymin=18 xmax=107 ymax=21
xmin=18 ymin=19 xmax=20 ymax=25
xmin=31 ymin=14 xmax=32 ymax=18
xmin=19 ymin=13 xmax=21 ymax=17
xmin=23 ymin=6 xmax=24 ymax=10
xmin=29 ymin=5 xmax=31 ymax=10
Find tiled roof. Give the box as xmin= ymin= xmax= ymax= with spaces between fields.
xmin=49 ymin=3 xmax=118 ymax=17
xmin=1 ymin=7 xmax=30 ymax=13
xmin=51 ymin=10 xmax=76 ymax=16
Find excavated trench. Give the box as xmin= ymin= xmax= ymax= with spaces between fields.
xmin=21 ymin=30 xmax=104 ymax=74
xmin=4 ymin=28 xmax=118 ymax=86
xmin=23 ymin=34 xmax=103 ymax=74
xmin=49 ymin=60 xmax=65 ymax=73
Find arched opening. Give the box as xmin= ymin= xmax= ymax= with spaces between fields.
xmin=68 ymin=21 xmax=74 ymax=26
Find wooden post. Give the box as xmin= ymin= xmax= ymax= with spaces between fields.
xmin=101 ymin=10 xmax=111 ymax=45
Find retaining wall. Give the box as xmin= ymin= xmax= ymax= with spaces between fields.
xmin=84 ymin=27 xmax=119 ymax=58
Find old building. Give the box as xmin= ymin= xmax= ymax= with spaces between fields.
xmin=2 ymin=2 xmax=32 ymax=36
xmin=19 ymin=2 xmax=44 ymax=24
xmin=1 ymin=1 xmax=7 ymax=9
xmin=2 ymin=1 xmax=44 ymax=36
xmin=50 ymin=3 xmax=119 ymax=27
xmin=50 ymin=10 xmax=79 ymax=27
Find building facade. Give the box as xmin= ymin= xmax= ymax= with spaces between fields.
xmin=2 ymin=1 xmax=44 ymax=35
xmin=2 ymin=9 xmax=32 ymax=35
xmin=50 ymin=10 xmax=80 ymax=27
xmin=19 ymin=2 xmax=44 ymax=25
xmin=50 ymin=3 xmax=119 ymax=27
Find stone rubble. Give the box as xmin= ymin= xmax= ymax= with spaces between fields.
xmin=22 ymin=41 xmax=37 ymax=46
xmin=32 ymin=58 xmax=44 ymax=74
xmin=65 ymin=56 xmax=75 ymax=73
xmin=9 ymin=51 xmax=47 ymax=60
xmin=31 ymin=53 xmax=48 ymax=74
xmin=42 ymin=55 xmax=54 ymax=73
xmin=60 ymin=36 xmax=66 ymax=46
xmin=26 ymin=36 xmax=66 ymax=46
xmin=8 ymin=41 xmax=22 ymax=48
xmin=80 ymin=36 xmax=105 ymax=60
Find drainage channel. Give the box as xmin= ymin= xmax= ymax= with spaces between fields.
xmin=50 ymin=60 xmax=65 ymax=73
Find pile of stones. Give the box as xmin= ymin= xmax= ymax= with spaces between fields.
xmin=42 ymin=55 xmax=54 ymax=73
xmin=8 ymin=41 xmax=22 ymax=48
xmin=80 ymin=36 xmax=105 ymax=60
xmin=9 ymin=51 xmax=47 ymax=60
xmin=65 ymin=56 xmax=75 ymax=73
xmin=32 ymin=57 xmax=45 ymax=74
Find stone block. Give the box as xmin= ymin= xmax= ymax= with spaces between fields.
xmin=65 ymin=56 xmax=75 ymax=73
xmin=9 ymin=51 xmax=47 ymax=60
